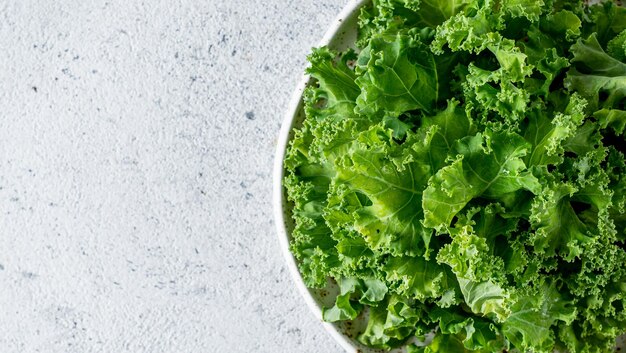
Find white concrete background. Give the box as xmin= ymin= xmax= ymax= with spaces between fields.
xmin=0 ymin=1 xmax=347 ymax=352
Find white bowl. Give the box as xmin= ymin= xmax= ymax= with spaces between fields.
xmin=273 ymin=1 xmax=626 ymax=352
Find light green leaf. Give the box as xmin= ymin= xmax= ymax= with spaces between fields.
xmin=422 ymin=131 xmax=539 ymax=230
xmin=457 ymin=278 xmax=510 ymax=322
xmin=356 ymin=32 xmax=438 ymax=117
xmin=384 ymin=256 xmax=456 ymax=301
xmin=334 ymin=126 xmax=433 ymax=257
xmin=565 ymin=34 xmax=626 ymax=114
xmin=503 ymin=281 xmax=576 ymax=353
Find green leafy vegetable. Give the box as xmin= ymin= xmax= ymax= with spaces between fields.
xmin=284 ymin=0 xmax=626 ymax=352
xmin=355 ymin=32 xmax=438 ymax=116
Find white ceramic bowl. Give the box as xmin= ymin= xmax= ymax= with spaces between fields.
xmin=273 ymin=1 xmax=626 ymax=352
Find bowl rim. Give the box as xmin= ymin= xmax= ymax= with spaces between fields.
xmin=272 ymin=1 xmax=369 ymax=352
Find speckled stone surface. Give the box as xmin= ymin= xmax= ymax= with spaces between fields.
xmin=0 ymin=1 xmax=347 ymax=352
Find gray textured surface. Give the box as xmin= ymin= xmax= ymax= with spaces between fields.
xmin=0 ymin=1 xmax=347 ymax=352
